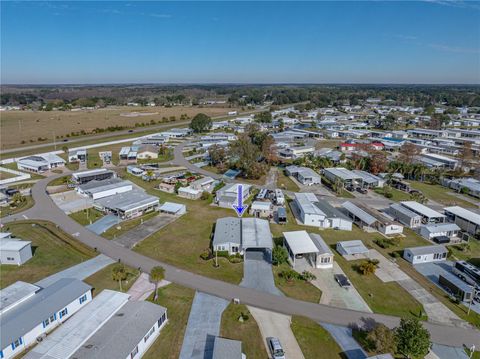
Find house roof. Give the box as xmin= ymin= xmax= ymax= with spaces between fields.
xmin=0 ymin=281 xmax=40 ymax=315
xmin=314 ymin=201 xmax=351 ymax=221
xmin=78 ymin=178 xmax=131 ymax=194
xmin=95 ymin=190 xmax=159 ymax=212
xmin=352 ymin=170 xmax=383 ymax=184
xmin=283 ymin=231 xmax=319 ymax=255
xmin=242 ymin=218 xmax=273 ymax=250
xmin=24 ymin=290 xmax=130 ymax=359
xmin=0 ymin=279 xmax=92 ymax=349
xmin=69 ymin=301 xmax=166 ymax=359
xmin=342 ymin=201 xmax=377 ymax=226
xmin=310 ymin=233 xmax=333 ymax=256
xmin=0 ymin=238 xmax=31 ymax=251
xmin=324 ymin=167 xmax=361 ymax=181
xmin=212 ymin=337 xmax=242 ymax=359
xmin=405 ymin=245 xmax=447 ymax=256
xmin=337 ymin=240 xmax=369 ymax=255
xmin=389 ymin=203 xmax=422 ymax=219
xmin=444 ymin=206 xmax=480 ymax=226
xmin=294 ymin=193 xmax=325 ymax=216
xmin=72 ymin=168 xmax=114 ymax=179
xmin=400 ymin=201 xmax=446 ymax=219
xmin=251 ymin=201 xmax=272 ymax=211
xmin=213 ymin=217 xmax=241 ymax=246
xmin=423 ymin=223 xmax=460 ymax=233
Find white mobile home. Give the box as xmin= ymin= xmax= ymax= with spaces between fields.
xmin=387 ymin=203 xmax=423 ymax=228
xmin=342 ymin=201 xmax=403 ymax=235
xmin=403 ymin=245 xmax=448 ymax=265
xmin=419 ymin=223 xmax=461 ymax=243
xmin=283 ymin=231 xmax=333 ymax=269
xmin=0 ymin=237 xmax=33 ymax=265
xmin=399 ymin=201 xmax=446 ymax=224
xmin=17 ymin=154 xmax=65 ymax=173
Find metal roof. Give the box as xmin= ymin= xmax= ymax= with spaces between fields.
xmin=283 ymin=231 xmax=319 ymax=255
xmin=213 ymin=217 xmax=241 ymax=246
xmin=242 ymin=218 xmax=273 ymax=250
xmin=352 ymin=170 xmax=383 ymax=184
xmin=95 ymin=189 xmax=159 ymax=212
xmin=324 ymin=167 xmax=361 ymax=181
xmin=315 ymin=201 xmax=350 ymax=221
xmin=400 ymin=201 xmax=446 ymax=219
xmin=294 ymin=193 xmax=325 ymax=216
xmin=69 ymin=301 xmax=166 ymax=359
xmin=444 ymin=206 xmax=480 ymax=226
xmin=159 ymin=202 xmax=186 ymax=213
xmin=342 ymin=201 xmax=377 ymax=226
xmin=337 ymin=240 xmax=369 ymax=255
xmin=0 ymin=281 xmax=40 ymax=315
xmin=24 ymin=290 xmax=130 ymax=359
xmin=78 ymin=178 xmax=131 ymax=194
xmin=251 ymin=201 xmax=272 ymax=211
xmin=212 ymin=337 xmax=242 ymax=359
xmin=310 ymin=233 xmax=333 ymax=255
xmin=389 ymin=203 xmax=422 ymax=219
xmin=0 ymin=279 xmax=92 ymax=349
xmin=423 ymin=223 xmax=461 ymax=233
xmin=72 ymin=168 xmax=114 ymax=179
xmin=405 ymin=245 xmax=447 ymax=256
xmin=0 ymin=238 xmax=31 ymax=251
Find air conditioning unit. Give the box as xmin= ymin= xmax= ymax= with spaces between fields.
xmin=36 ymin=334 xmax=46 ymax=342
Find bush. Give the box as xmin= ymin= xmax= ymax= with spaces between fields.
xmin=279 ymin=269 xmax=299 ymax=282
xmin=375 ymin=237 xmax=400 ymax=249
xmin=300 ymin=270 xmax=317 ymax=282
xmin=358 ymin=260 xmax=378 ymax=275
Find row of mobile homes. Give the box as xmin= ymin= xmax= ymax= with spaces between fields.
xmin=342 ymin=201 xmax=403 ymax=235
xmin=444 ymin=206 xmax=480 ymax=236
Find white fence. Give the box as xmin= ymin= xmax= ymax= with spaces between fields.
xmin=0 ymin=166 xmax=31 ymax=185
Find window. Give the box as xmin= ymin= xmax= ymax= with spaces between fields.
xmin=144 ymin=326 xmax=155 ymax=343
xmin=79 ymin=294 xmax=88 ymax=304
xmin=59 ymin=308 xmax=68 ymax=319
xmin=43 ymin=315 xmax=55 ymax=328
xmin=11 ymin=337 xmax=22 ymax=350
xmin=6 ymin=257 xmax=14 ymax=261
xmin=157 ymin=312 xmax=167 ymax=327
xmin=130 ymin=346 xmax=139 ymax=359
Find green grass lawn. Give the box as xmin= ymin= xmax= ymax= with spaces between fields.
xmin=143 ymin=284 xmax=195 ymax=359
xmin=137 ymin=149 xmax=174 ymax=164
xmin=0 ymin=220 xmax=96 ymax=288
xmin=84 ymin=263 xmax=139 ymax=296
xmin=101 ymin=211 xmax=158 ymax=239
xmin=374 ymin=187 xmax=411 ymax=202
xmin=272 ymin=263 xmax=322 ymax=303
xmin=291 ymin=316 xmax=344 ymax=359
xmin=277 ymin=168 xmax=300 ymax=192
xmin=448 ymin=239 xmax=480 ymax=265
xmin=48 ymin=175 xmax=70 ymax=187
xmin=69 ymin=208 xmax=105 ymax=226
xmin=220 ymin=304 xmax=268 ymax=359
xmin=0 ymin=195 xmax=35 ymax=218
xmin=408 ymin=181 xmax=477 ymax=208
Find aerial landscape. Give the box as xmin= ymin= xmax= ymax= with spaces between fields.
xmin=1 ymin=1 xmax=480 ymax=359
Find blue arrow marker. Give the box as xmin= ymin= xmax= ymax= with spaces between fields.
xmin=232 ymin=184 xmax=247 ymax=217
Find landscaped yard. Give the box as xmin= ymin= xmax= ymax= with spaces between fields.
xmin=0 ymin=195 xmax=35 ymax=218
xmin=408 ymin=181 xmax=477 ymax=208
xmin=143 ymin=284 xmax=195 ymax=359
xmin=84 ymin=263 xmax=139 ymax=296
xmin=272 ymin=263 xmax=322 ymax=303
xmin=277 ymin=168 xmax=300 ymax=192
xmin=69 ymin=208 xmax=105 ymax=226
xmin=291 ymin=316 xmax=343 ymax=359
xmin=0 ymin=220 xmax=96 ymax=288
xmin=220 ymin=304 xmax=267 ymax=359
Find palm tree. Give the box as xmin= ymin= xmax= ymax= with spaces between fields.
xmin=112 ymin=264 xmax=127 ymax=291
xmin=150 ymin=266 xmax=165 ymax=301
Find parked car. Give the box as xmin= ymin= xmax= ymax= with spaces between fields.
xmin=346 ymin=186 xmax=355 ymax=192
xmin=267 ymin=337 xmax=285 ymax=359
xmin=356 ymin=187 xmax=368 ymax=194
xmin=334 ymin=274 xmax=351 ymax=288
xmin=128 ymin=129 xmax=134 ymax=133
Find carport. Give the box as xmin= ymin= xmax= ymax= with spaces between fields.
xmin=283 ymin=231 xmax=321 ymax=268
xmin=241 ymin=218 xmax=273 ymax=260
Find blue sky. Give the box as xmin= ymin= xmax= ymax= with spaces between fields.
xmin=1 ymin=1 xmax=479 ymax=84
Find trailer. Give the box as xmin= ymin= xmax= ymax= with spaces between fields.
xmin=438 ymin=273 xmax=474 ymax=302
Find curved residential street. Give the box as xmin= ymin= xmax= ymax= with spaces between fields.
xmin=2 ymin=173 xmax=480 ymax=347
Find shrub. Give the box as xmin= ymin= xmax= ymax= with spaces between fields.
xmin=200 ymin=250 xmax=212 ymax=261
xmin=358 ymin=260 xmax=378 ymax=275
xmin=300 ymin=270 xmax=317 ymax=282
xmin=280 ymin=269 xmax=299 ymax=282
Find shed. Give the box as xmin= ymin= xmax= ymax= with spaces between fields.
xmin=159 ymin=202 xmax=186 ymax=215
xmin=336 ymin=240 xmax=369 ymax=257
xmin=0 ymin=238 xmax=33 ymax=266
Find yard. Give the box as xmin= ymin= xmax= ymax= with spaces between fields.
xmin=374 ymin=187 xmax=411 ymax=202
xmin=101 ymin=211 xmax=159 ymax=239
xmin=220 ymin=304 xmax=268 ymax=359
xmin=0 ymin=220 xmax=96 ymax=288
xmin=272 ymin=263 xmax=322 ymax=303
xmin=143 ymin=284 xmax=195 ymax=359
xmin=69 ymin=208 xmax=105 ymax=226
xmin=84 ymin=263 xmax=139 ymax=296
xmin=291 ymin=316 xmax=344 ymax=359
xmin=276 ymin=168 xmax=300 ymax=192
xmin=408 ymin=181 xmax=477 ymax=208
xmin=0 ymin=195 xmax=35 ymax=218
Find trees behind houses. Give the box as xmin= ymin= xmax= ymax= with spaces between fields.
xmin=189 ymin=113 xmax=212 ymax=133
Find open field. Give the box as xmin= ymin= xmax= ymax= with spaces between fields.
xmin=0 ymin=220 xmax=96 ymax=288
xmin=84 ymin=263 xmax=139 ymax=296
xmin=144 ymin=284 xmax=195 ymax=359
xmin=408 ymin=181 xmax=478 ymax=208
xmin=291 ymin=316 xmax=343 ymax=359
xmin=220 ymin=304 xmax=268 ymax=359
xmin=0 ymin=105 xmax=239 ymax=149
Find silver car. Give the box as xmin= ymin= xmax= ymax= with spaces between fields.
xmin=267 ymin=337 xmax=285 ymax=359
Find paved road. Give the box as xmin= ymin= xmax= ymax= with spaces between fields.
xmin=321 ymin=323 xmax=367 ymax=359
xmin=2 ymin=174 xmax=480 ymax=348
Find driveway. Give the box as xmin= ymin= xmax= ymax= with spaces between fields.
xmin=241 ymin=250 xmax=283 ymax=296
xmin=113 ymin=213 xmax=178 ymax=248
xmin=86 ymin=214 xmax=119 ymax=235
xmin=321 ymin=323 xmax=367 ymax=359
xmin=127 ymin=272 xmax=170 ymax=301
xmin=249 ymin=306 xmax=305 ymax=359
xmin=35 ymin=254 xmax=114 ymax=288
xmin=297 ymin=261 xmax=372 ymax=312
xmin=179 ymin=292 xmax=229 ymax=359
xmin=50 ymin=190 xmax=93 ymax=214
xmin=368 ymin=249 xmax=409 ymax=283
xmin=427 ymin=343 xmax=469 ymax=359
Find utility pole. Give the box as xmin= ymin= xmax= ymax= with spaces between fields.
xmin=467 ymin=286 xmax=477 ymax=315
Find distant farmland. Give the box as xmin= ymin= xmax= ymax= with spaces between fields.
xmin=0 ymin=105 xmax=238 ymax=149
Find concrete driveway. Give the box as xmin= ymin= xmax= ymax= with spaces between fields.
xmin=241 ymin=250 xmax=283 ymax=296
xmin=113 ymin=213 xmax=178 ymax=248
xmin=368 ymin=249 xmax=409 ymax=283
xmin=321 ymin=323 xmax=367 ymax=359
xmin=179 ymin=292 xmax=229 ymax=359
xmin=249 ymin=306 xmax=305 ymax=359
xmin=50 ymin=190 xmax=93 ymax=214
xmin=296 ymin=261 xmax=372 ymax=312
xmin=127 ymin=272 xmax=170 ymax=301
xmin=35 ymin=254 xmax=114 ymax=288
